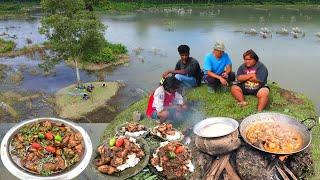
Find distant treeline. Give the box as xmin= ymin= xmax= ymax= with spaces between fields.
xmin=108 ymin=0 xmax=320 ymax=4
xmin=0 ymin=0 xmax=319 ymax=4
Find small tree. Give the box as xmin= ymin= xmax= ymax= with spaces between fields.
xmin=39 ymin=0 xmax=105 ymax=86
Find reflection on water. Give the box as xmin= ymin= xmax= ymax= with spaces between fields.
xmin=0 ymin=6 xmax=319 ymax=115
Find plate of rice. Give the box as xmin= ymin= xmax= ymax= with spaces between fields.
xmin=115 ymin=122 xmax=149 ymax=138
xmin=150 ymin=141 xmax=194 ymax=179
xmin=151 ymin=123 xmax=183 ymax=142
xmin=93 ymin=136 xmax=150 ymax=179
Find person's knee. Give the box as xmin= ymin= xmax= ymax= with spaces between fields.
xmin=158 ymin=111 xmax=169 ymax=119
xmin=231 ymin=85 xmax=241 ymax=92
xmin=181 ymin=103 xmax=188 ymax=111
xmin=174 ymin=74 xmax=183 ymax=81
xmin=257 ymin=88 xmax=270 ymax=98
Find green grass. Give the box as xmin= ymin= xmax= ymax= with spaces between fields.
xmin=101 ymin=82 xmax=319 ymax=178
xmin=0 ymin=38 xmax=15 ymax=53
xmin=55 ymin=82 xmax=122 ymax=119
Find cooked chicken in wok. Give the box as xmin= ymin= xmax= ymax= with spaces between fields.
xmin=246 ymin=122 xmax=303 ymax=153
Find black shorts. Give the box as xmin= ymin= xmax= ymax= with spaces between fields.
xmin=234 ymin=83 xmax=270 ymax=95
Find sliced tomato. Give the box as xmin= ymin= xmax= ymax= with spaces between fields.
xmin=115 ymin=138 xmax=124 ymax=147
xmin=45 ymin=146 xmax=56 ymax=153
xmin=175 ymin=146 xmax=184 ymax=154
xmin=31 ymin=142 xmax=41 ymax=149
xmin=45 ymin=132 xmax=54 ymax=140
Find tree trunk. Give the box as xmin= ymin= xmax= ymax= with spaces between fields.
xmin=74 ymin=59 xmax=81 ymax=86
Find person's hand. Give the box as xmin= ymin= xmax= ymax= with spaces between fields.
xmin=221 ymin=72 xmax=228 ymax=78
xmin=249 ymin=73 xmax=257 ymax=81
xmin=162 ymin=70 xmax=171 ymax=78
xmin=219 ymin=77 xmax=228 ymax=86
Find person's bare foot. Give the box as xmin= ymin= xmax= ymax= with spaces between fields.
xmin=237 ymin=101 xmax=248 ymax=107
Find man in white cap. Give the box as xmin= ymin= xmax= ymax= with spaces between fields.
xmin=203 ymin=41 xmax=235 ymax=93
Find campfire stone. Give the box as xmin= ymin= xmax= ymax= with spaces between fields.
xmin=235 ymin=145 xmax=273 ymax=180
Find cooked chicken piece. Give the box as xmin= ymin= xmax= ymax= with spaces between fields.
xmin=43 ymin=121 xmax=52 ymax=129
xmin=55 ymin=156 xmax=66 ymax=170
xmin=136 ymin=150 xmax=145 ymax=159
xmin=150 ymin=157 xmax=159 ymax=166
xmin=23 ymin=160 xmax=38 ymax=172
xmin=74 ymin=132 xmax=83 ymax=141
xmin=166 ymin=144 xmax=176 ymax=152
xmin=56 ymin=149 xmax=62 ymax=156
xmin=62 ymin=134 xmax=70 ymax=144
xmin=68 ymin=137 xmax=80 ymax=148
xmin=75 ymin=144 xmax=83 ymax=153
xmin=42 ymin=163 xmax=56 ymax=171
xmin=98 ymin=165 xmax=118 ymax=175
xmin=26 ymin=152 xmax=38 ymax=161
xmin=111 ymin=157 xmax=123 ymax=167
xmin=94 ymin=156 xmax=111 ymax=167
xmin=16 ymin=133 xmax=24 ymax=142
xmin=117 ymin=149 xmax=129 ymax=158
xmin=166 ymin=123 xmax=173 ymax=129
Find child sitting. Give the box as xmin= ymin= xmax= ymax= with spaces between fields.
xmin=146 ymin=76 xmax=188 ymax=123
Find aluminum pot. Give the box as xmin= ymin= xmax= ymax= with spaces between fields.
xmin=239 ymin=112 xmax=316 ymax=155
xmin=0 ymin=117 xmax=93 ymax=180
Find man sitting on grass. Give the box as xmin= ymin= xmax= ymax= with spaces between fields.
xmin=231 ymin=49 xmax=269 ymax=112
xmin=203 ymin=41 xmax=235 ymax=93
xmin=162 ymin=44 xmax=202 ymax=88
xmin=146 ymin=76 xmax=188 ymax=123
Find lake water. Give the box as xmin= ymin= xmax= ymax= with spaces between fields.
xmin=0 ymin=6 xmax=319 ymax=116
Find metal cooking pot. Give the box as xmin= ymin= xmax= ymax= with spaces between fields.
xmin=193 ymin=117 xmax=239 ymax=138
xmin=239 ymin=112 xmax=316 ymax=155
xmin=0 ymin=117 xmax=93 ymax=180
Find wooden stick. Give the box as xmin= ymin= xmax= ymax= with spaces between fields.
xmin=204 ymin=157 xmax=223 ymax=180
xmin=225 ymin=160 xmax=241 ymax=180
xmin=275 ymin=164 xmax=290 ymax=180
xmin=213 ymin=155 xmax=230 ymax=180
xmin=282 ymin=163 xmax=298 ymax=180
xmin=204 ymin=155 xmax=230 ymax=180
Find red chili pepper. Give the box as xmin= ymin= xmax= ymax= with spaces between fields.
xmin=45 ymin=146 xmax=56 ymax=153
xmin=45 ymin=132 xmax=54 ymax=140
xmin=31 ymin=142 xmax=41 ymax=149
xmin=115 ymin=138 xmax=124 ymax=147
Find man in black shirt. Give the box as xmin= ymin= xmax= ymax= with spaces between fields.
xmin=162 ymin=45 xmax=201 ymax=87
xmin=231 ymin=49 xmax=269 ymax=112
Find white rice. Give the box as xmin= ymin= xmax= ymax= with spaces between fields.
xmin=155 ymin=165 xmax=163 ymax=172
xmin=186 ymin=160 xmax=195 ymax=172
xmin=125 ymin=130 xmax=147 ymax=137
xmin=116 ymin=153 xmax=140 ymax=171
xmin=166 ymin=131 xmax=181 ymax=141
xmin=156 ymin=130 xmax=181 ymax=141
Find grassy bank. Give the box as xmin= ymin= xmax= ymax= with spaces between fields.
xmin=101 ymin=83 xmax=319 ymax=179
xmin=68 ymin=42 xmax=129 ymax=71
xmin=94 ymin=2 xmax=320 ymax=12
xmin=55 ymin=82 xmax=123 ymax=120
xmin=0 ymin=2 xmax=39 ymax=19
xmin=1 ymin=2 xmax=319 ymax=14
xmin=0 ymin=44 xmax=48 ymax=58
xmin=0 ymin=38 xmax=15 ymax=53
